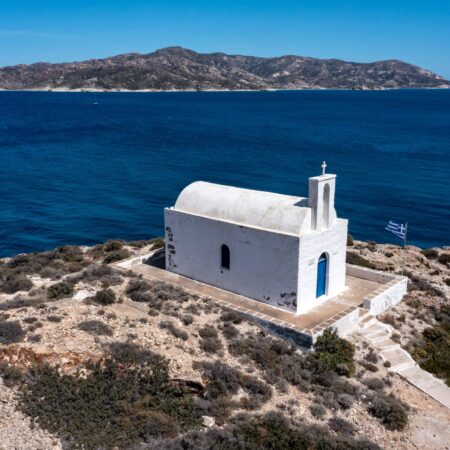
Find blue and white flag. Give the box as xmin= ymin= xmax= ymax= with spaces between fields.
xmin=385 ymin=221 xmax=407 ymax=241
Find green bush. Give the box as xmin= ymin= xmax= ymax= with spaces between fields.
xmin=93 ymin=288 xmax=116 ymax=305
xmin=347 ymin=234 xmax=354 ymax=246
xmin=413 ymin=323 xmax=450 ymax=385
xmin=313 ymin=328 xmax=355 ymax=376
xmin=47 ymin=281 xmax=74 ymax=300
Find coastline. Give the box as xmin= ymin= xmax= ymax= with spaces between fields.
xmin=1 ymin=86 xmax=449 ymax=93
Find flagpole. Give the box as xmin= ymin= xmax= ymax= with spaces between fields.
xmin=402 ymin=222 xmax=408 ymax=276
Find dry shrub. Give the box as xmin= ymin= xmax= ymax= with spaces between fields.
xmin=0 ymin=320 xmax=24 ymax=344
xmin=328 ymin=417 xmax=356 ymax=435
xmin=154 ymin=411 xmax=381 ymax=450
xmin=103 ymin=248 xmax=130 ymax=264
xmin=0 ymin=273 xmax=33 ymax=294
xmin=78 ymin=320 xmax=113 ymax=336
xmin=368 ymin=394 xmax=408 ymax=430
xmin=221 ymin=322 xmax=239 ymax=340
xmin=159 ymin=320 xmax=188 ymax=341
xmin=73 ymin=264 xmax=123 ymax=287
xmin=220 ymin=310 xmax=244 ymax=324
xmin=15 ymin=344 xmax=201 ymax=449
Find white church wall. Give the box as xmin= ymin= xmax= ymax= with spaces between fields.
xmin=165 ymin=208 xmax=300 ymax=311
xmin=297 ymin=218 xmax=348 ymax=314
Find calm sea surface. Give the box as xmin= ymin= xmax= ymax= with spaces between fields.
xmin=0 ymin=90 xmax=449 ymax=257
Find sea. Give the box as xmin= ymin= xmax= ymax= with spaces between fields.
xmin=0 ymin=89 xmax=449 ymax=257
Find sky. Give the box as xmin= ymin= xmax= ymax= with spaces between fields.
xmin=1 ymin=0 xmax=449 ymax=78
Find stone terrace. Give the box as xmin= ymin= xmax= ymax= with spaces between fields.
xmin=116 ymin=256 xmax=401 ymax=347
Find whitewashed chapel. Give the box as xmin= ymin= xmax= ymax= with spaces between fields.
xmin=164 ymin=163 xmax=348 ymax=314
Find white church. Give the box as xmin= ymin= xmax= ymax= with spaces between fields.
xmin=164 ymin=163 xmax=348 ymax=315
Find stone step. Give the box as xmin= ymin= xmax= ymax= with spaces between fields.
xmin=377 ymin=339 xmax=400 ymax=351
xmin=359 ymin=314 xmax=376 ymax=328
xmin=366 ymin=329 xmax=391 ymax=342
xmin=358 ymin=324 xmax=384 ymax=336
xmin=381 ymin=348 xmax=416 ymax=372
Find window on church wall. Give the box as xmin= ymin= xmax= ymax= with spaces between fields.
xmin=221 ymin=244 xmax=230 ymax=270
xmin=322 ymin=184 xmax=330 ymax=228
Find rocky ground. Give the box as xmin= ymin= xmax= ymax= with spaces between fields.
xmin=0 ymin=238 xmax=448 ymax=449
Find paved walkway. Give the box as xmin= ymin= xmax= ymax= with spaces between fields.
xmin=357 ymin=317 xmax=450 ymax=409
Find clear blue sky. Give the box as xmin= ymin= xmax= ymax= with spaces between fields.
xmin=1 ymin=0 xmax=450 ymax=78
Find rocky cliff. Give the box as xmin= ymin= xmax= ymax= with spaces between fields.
xmin=0 ymin=46 xmax=448 ymax=91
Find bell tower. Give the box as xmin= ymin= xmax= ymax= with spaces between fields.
xmin=308 ymin=161 xmax=337 ymax=231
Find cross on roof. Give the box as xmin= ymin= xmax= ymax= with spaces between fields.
xmin=321 ymin=161 xmax=327 ymax=176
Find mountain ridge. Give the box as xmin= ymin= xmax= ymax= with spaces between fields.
xmin=0 ymin=46 xmax=448 ymax=91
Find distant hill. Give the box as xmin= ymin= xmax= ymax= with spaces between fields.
xmin=0 ymin=46 xmax=448 ymax=91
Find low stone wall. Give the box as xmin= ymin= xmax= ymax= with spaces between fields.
xmin=346 ymin=264 xmax=408 ymax=316
xmin=329 ymin=307 xmax=360 ymax=337
xmin=346 ymin=264 xmax=398 ymax=284
xmin=237 ymin=311 xmax=314 ymax=348
xmin=241 ymin=305 xmax=361 ymax=349
xmin=115 ymin=252 xmax=156 ymax=269
xmin=363 ymin=278 xmax=408 ymax=315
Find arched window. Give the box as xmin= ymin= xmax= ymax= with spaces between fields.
xmin=322 ymin=184 xmax=330 ymax=228
xmin=221 ymin=244 xmax=230 ymax=269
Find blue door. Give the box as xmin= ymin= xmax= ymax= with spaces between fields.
xmin=316 ymin=253 xmax=327 ymax=298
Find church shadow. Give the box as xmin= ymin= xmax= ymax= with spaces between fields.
xmin=294 ymin=199 xmax=309 ymax=207
xmin=144 ymin=248 xmax=166 ymax=269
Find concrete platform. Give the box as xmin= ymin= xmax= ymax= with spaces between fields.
xmin=120 ymin=259 xmax=385 ymax=347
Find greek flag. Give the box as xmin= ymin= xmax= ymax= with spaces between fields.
xmin=385 ymin=221 xmax=407 ymax=241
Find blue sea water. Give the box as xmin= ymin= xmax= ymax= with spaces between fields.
xmin=0 ymin=90 xmax=449 ymax=257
